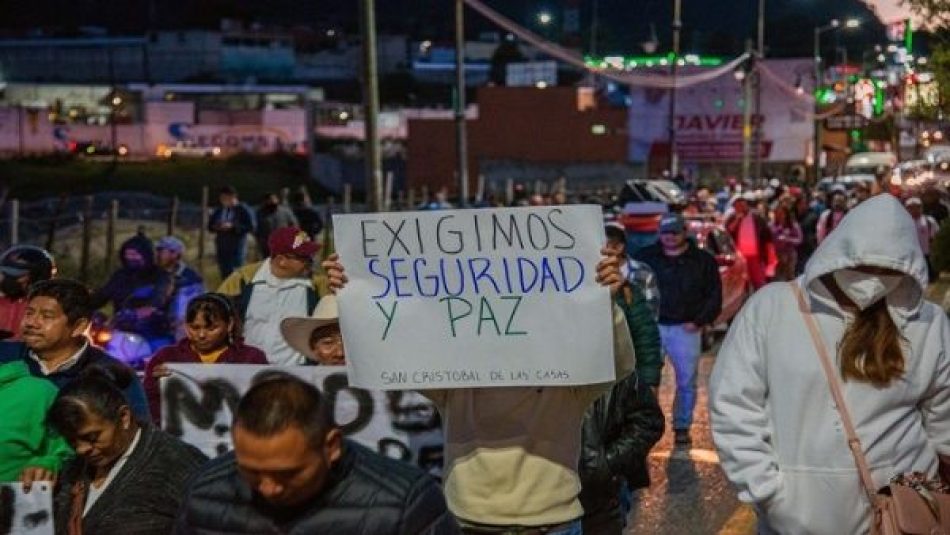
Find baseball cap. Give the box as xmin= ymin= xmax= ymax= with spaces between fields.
xmin=268 ymin=226 xmax=319 ymax=258
xmin=155 ymin=236 xmax=185 ymax=254
xmin=659 ymin=214 xmax=685 ymax=234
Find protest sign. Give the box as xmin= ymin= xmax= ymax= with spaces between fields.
xmin=0 ymin=482 xmax=54 ymax=535
xmin=332 ymin=205 xmax=614 ymax=389
xmin=160 ymin=364 xmax=444 ymax=476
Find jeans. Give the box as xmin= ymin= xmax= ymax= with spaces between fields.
xmin=660 ymin=324 xmax=702 ymax=430
xmin=549 ymin=520 xmax=583 ymax=535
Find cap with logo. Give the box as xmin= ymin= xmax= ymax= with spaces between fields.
xmin=268 ymin=226 xmax=320 ymax=257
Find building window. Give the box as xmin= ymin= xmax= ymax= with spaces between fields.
xmin=591 ymin=124 xmax=607 ymax=135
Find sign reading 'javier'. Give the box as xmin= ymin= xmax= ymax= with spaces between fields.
xmin=332 ymin=205 xmax=614 ymax=390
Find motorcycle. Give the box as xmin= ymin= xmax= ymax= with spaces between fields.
xmin=89 ymin=312 xmax=156 ymax=370
xmin=90 ymin=286 xmax=175 ymax=370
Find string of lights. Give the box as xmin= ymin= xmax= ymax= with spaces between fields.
xmin=463 ymin=0 xmax=749 ymax=89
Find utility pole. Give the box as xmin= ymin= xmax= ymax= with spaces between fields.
xmin=454 ymin=0 xmax=469 ymax=207
xmin=741 ymin=39 xmax=754 ymax=182
xmin=752 ymin=0 xmax=765 ymax=181
xmin=813 ymin=28 xmax=822 ymax=183
xmin=667 ymin=0 xmax=682 ymax=177
xmin=360 ymin=0 xmax=384 ymax=211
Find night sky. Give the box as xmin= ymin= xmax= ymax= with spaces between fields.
xmin=0 ymin=0 xmax=903 ymax=57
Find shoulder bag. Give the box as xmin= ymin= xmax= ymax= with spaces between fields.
xmin=791 ymin=282 xmax=950 ymax=535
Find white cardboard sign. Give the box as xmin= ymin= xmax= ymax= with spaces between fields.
xmin=332 ymin=205 xmax=614 ymax=389
xmin=0 ymin=482 xmax=54 ymax=535
xmin=160 ymin=364 xmax=444 ymax=476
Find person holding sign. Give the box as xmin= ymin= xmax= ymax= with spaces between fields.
xmin=322 ymin=242 xmax=635 ymax=534
xmin=143 ymin=293 xmax=268 ymax=424
xmin=174 ymin=373 xmax=458 ymax=534
xmin=49 ymin=366 xmax=207 ymax=535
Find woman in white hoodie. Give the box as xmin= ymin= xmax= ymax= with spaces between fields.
xmin=709 ymin=194 xmax=950 ymax=535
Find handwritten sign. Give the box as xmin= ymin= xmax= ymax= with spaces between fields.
xmin=332 ymin=205 xmax=614 ymax=389
xmin=0 ymin=483 xmax=54 ymax=535
xmin=160 ymin=364 xmax=444 ymax=477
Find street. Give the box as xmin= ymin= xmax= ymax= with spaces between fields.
xmin=627 ymin=342 xmax=756 ymax=535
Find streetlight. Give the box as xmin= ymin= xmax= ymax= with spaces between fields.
xmin=537 ymin=11 xmax=553 ymax=26
xmin=812 ymin=17 xmax=860 ymax=181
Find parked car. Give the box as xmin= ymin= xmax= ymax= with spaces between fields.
xmin=69 ymin=141 xmax=129 ymax=157
xmin=157 ymin=141 xmax=222 ymax=159
xmin=686 ymin=216 xmax=751 ymax=328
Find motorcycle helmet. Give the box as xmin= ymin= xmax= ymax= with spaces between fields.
xmin=0 ymin=245 xmax=57 ymax=283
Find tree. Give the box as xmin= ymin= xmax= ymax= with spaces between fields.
xmin=904 ymin=1 xmax=950 ymax=115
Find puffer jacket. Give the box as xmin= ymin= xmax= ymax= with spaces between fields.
xmin=578 ymin=371 xmax=664 ymax=522
xmin=616 ymin=284 xmax=663 ymax=387
xmin=174 ymin=440 xmax=459 ymax=535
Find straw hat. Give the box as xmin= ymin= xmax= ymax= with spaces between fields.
xmin=280 ymin=295 xmax=339 ymax=358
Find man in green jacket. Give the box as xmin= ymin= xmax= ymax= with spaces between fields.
xmin=0 ymin=359 xmax=72 ymax=487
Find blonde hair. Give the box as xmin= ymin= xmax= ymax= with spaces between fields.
xmin=838 ymin=298 xmax=905 ymax=387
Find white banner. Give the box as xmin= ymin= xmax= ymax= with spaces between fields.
xmin=628 ymin=58 xmax=815 ymax=163
xmin=332 ymin=205 xmax=613 ymax=390
xmin=0 ymin=482 xmax=54 ymax=535
xmin=160 ymin=364 xmax=444 ymax=476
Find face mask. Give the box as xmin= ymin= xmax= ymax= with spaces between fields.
xmin=833 ymin=269 xmax=903 ymax=310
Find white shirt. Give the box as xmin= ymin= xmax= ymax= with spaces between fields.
xmin=83 ymin=428 xmax=143 ymax=516
xmin=243 ymin=259 xmax=312 ymax=365
xmin=30 ymin=340 xmax=89 ymax=375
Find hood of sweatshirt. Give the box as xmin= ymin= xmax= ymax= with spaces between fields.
xmin=801 ymin=193 xmax=928 ymax=323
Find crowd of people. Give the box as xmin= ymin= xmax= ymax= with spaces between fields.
xmin=0 ymin=175 xmax=948 ymax=534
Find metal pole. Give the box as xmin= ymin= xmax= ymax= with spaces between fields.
xmin=360 ymin=0 xmax=383 ymax=211
xmin=80 ymin=196 xmax=93 ymax=283
xmin=198 ymin=186 xmax=208 ymax=269
xmin=590 ymin=0 xmax=599 ymax=56
xmin=752 ymin=0 xmax=765 ymax=181
xmin=8 ymin=199 xmax=19 ymax=246
xmin=667 ymin=0 xmax=682 ymax=177
xmin=742 ymin=39 xmax=754 ymax=182
xmin=454 ymin=0 xmax=470 ymax=207
xmin=106 ymin=200 xmax=118 ymax=273
xmin=813 ymin=28 xmax=823 ymax=182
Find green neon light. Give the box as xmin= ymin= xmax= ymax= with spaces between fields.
xmin=874 ymin=85 xmax=885 ymax=115
xmin=583 ymin=55 xmax=724 ymax=68
xmin=905 ymin=18 xmax=913 ymax=52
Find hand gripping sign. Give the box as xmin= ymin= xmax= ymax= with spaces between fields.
xmin=332 ymin=205 xmax=614 ymax=390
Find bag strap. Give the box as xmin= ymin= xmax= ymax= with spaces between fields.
xmin=789 ymin=282 xmax=881 ymax=505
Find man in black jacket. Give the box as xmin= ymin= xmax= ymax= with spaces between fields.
xmin=209 ymin=185 xmax=256 ymax=279
xmin=174 ymin=373 xmax=458 ymax=535
xmin=634 ymin=214 xmax=721 ymax=446
xmin=580 ymin=284 xmax=665 ymax=533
